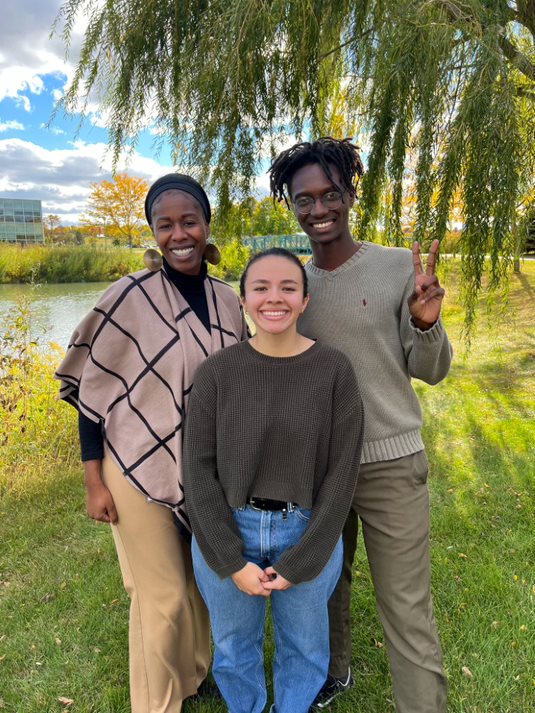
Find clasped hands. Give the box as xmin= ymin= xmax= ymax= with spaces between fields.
xmin=231 ymin=562 xmax=292 ymax=597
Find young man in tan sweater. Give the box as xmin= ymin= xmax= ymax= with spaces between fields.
xmin=269 ymin=138 xmax=452 ymax=713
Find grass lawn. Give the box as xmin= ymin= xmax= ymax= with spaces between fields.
xmin=0 ymin=259 xmax=533 ymax=712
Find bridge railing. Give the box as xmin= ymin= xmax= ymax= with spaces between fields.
xmin=242 ymin=234 xmax=311 ymax=255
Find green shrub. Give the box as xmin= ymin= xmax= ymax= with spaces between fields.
xmin=0 ymin=297 xmax=77 ymax=495
xmin=0 ymin=245 xmax=144 ymax=284
xmin=209 ymin=239 xmax=251 ymax=281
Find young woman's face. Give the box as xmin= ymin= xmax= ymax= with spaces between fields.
xmin=289 ymin=163 xmax=354 ymax=246
xmin=242 ymin=255 xmax=309 ymax=337
xmin=151 ymin=191 xmax=209 ymax=275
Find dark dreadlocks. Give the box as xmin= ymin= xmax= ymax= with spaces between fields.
xmin=269 ymin=137 xmax=364 ymax=208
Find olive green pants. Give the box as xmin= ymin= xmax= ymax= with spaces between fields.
xmin=103 ymin=456 xmax=211 ymax=713
xmin=328 ymin=451 xmax=447 ymax=713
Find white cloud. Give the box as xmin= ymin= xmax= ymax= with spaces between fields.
xmin=149 ymin=125 xmax=167 ymax=137
xmin=40 ymin=123 xmax=65 ymax=135
xmin=0 ymin=137 xmax=177 ymax=223
xmin=0 ymin=0 xmax=304 ymax=222
xmin=252 ymin=171 xmax=271 ymax=197
xmin=0 ymin=120 xmax=25 ymax=132
xmin=14 ymin=94 xmax=32 ymax=112
xmin=87 ymin=109 xmax=111 ymax=130
xmin=0 ymin=67 xmax=44 ymax=110
xmin=0 ymin=1 xmax=83 ymax=110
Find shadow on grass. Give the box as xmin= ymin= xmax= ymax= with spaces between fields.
xmin=421 ymin=358 xmax=534 ymax=492
xmin=419 ymin=364 xmax=534 ymax=711
xmin=514 ymin=270 xmax=535 ymax=300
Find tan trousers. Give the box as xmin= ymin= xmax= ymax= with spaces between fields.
xmin=102 ymin=456 xmax=211 ymax=713
xmin=328 ymin=451 xmax=448 ymax=713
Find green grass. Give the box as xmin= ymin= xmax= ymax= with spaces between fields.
xmin=0 ymin=261 xmax=534 ymax=712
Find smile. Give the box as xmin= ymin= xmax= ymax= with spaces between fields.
xmin=260 ymin=311 xmax=289 ymax=318
xmin=170 ymin=247 xmax=195 ymax=256
xmin=312 ymin=219 xmax=335 ymax=229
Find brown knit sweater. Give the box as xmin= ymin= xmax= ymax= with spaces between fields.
xmin=183 ymin=340 xmax=363 ymax=584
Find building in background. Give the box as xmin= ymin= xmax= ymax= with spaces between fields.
xmin=0 ymin=198 xmax=45 ymax=244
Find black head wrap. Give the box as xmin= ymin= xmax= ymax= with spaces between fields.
xmin=145 ymin=173 xmax=211 ymax=225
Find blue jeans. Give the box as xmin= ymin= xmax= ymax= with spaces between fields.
xmin=192 ymin=505 xmax=343 ymax=713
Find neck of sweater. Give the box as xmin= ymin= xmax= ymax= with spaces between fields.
xmin=163 ymin=257 xmax=207 ymax=292
xmin=311 ymin=234 xmax=361 ymax=271
xmin=249 ymin=332 xmax=314 ymax=358
xmin=163 ymin=257 xmax=211 ymax=333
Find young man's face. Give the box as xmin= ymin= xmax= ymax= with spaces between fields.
xmin=289 ymin=163 xmax=354 ymax=246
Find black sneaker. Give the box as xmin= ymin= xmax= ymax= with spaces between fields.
xmin=312 ymin=668 xmax=354 ymax=709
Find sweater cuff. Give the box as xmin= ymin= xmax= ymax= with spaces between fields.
xmin=409 ymin=316 xmax=445 ymax=342
xmin=215 ymin=556 xmax=249 ymax=580
xmin=269 ymin=562 xmax=300 ymax=585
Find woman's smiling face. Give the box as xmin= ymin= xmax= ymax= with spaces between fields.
xmin=151 ymin=190 xmax=209 ymax=275
xmin=242 ymin=254 xmax=309 ymax=337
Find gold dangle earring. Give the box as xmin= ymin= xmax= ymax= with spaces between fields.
xmin=143 ymin=248 xmax=163 ymax=271
xmin=204 ymin=242 xmax=221 ymax=265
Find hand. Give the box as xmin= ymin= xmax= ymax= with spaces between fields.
xmin=86 ymin=481 xmax=119 ymax=524
xmin=83 ymin=460 xmax=118 ymax=524
xmin=262 ymin=566 xmax=293 ymax=591
xmin=408 ymin=240 xmax=445 ymax=329
xmin=231 ymin=563 xmax=271 ymax=597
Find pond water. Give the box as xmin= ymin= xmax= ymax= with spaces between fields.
xmin=0 ymin=282 xmax=111 ymax=351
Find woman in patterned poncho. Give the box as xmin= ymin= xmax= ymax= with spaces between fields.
xmin=55 ymin=174 xmax=247 ymax=713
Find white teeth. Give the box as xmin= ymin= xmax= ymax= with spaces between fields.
xmin=262 ymin=311 xmax=287 ymax=316
xmin=171 ymin=247 xmax=194 ymax=256
xmin=314 ymin=220 xmax=335 ymax=228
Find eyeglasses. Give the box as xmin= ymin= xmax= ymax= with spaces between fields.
xmin=292 ymin=191 xmax=344 ymax=215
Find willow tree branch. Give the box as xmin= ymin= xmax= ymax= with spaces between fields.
xmin=320 ymin=28 xmax=375 ymax=61
xmin=499 ymin=35 xmax=535 ymax=80
xmin=515 ymin=85 xmax=535 ymax=99
xmin=434 ymin=0 xmax=535 ymax=81
xmin=516 ymin=0 xmax=535 ymax=37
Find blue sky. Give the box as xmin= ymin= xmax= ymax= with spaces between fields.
xmin=0 ymin=0 xmax=276 ymax=224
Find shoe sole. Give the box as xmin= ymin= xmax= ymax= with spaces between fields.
xmin=313 ymin=679 xmax=354 ymax=709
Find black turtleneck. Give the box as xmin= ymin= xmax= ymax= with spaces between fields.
xmin=162 ymin=257 xmax=211 ymax=333
xmin=79 ymin=259 xmax=211 ymax=461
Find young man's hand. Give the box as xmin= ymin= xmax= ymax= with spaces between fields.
xmin=231 ymin=563 xmax=271 ymax=597
xmin=408 ymin=240 xmax=445 ymax=329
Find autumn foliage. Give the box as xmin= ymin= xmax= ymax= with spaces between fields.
xmin=81 ymin=173 xmax=151 ymax=247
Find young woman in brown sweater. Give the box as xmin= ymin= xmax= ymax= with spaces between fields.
xmin=183 ymin=248 xmax=363 ymax=713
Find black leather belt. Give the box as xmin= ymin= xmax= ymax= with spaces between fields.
xmin=248 ymin=497 xmax=294 ymax=511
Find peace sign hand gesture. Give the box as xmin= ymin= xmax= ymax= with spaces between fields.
xmin=408 ymin=240 xmax=445 ymax=330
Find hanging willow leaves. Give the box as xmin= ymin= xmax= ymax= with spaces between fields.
xmin=53 ymin=0 xmax=535 ymax=329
